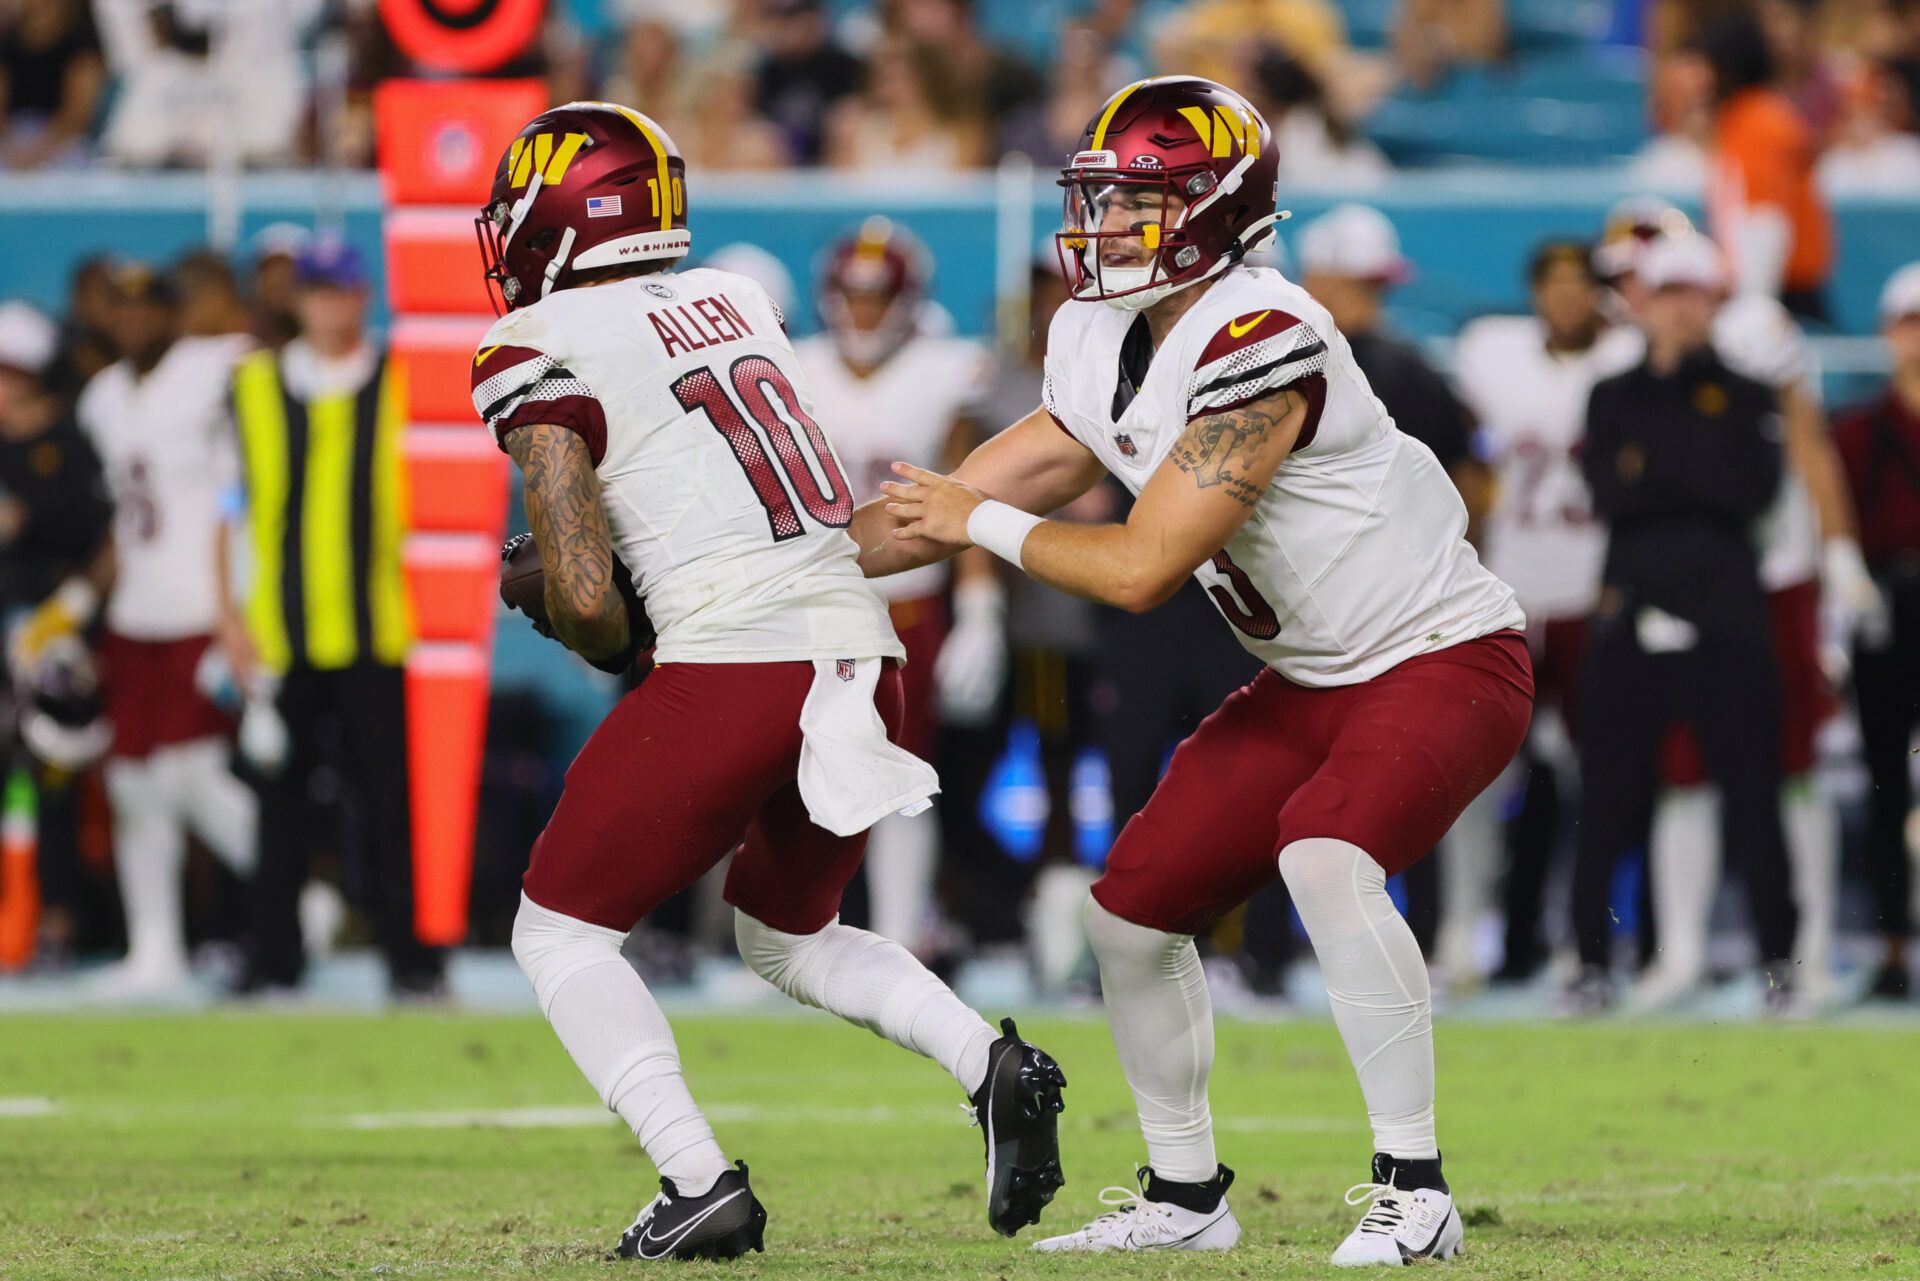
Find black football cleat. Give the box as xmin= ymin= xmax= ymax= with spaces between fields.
xmin=613 ymin=1160 xmax=767 ymax=1262
xmin=970 ymin=1017 xmax=1068 ymax=1236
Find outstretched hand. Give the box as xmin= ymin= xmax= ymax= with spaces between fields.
xmin=880 ymin=463 xmax=988 ymax=546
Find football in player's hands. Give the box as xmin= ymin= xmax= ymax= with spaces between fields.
xmin=499 ymin=533 xmax=554 ymax=637
xmin=498 ymin=533 xmax=657 ymax=673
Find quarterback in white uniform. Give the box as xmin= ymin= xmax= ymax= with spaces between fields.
xmin=471 ymin=102 xmax=1067 ymax=1259
xmin=74 ymin=263 xmax=257 ymax=994
xmin=864 ymin=77 xmax=1531 ymax=1266
xmin=793 ymin=217 xmax=1005 ymax=950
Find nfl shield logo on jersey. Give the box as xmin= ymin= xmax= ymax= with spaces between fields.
xmin=836 ymin=658 xmax=856 ymax=682
xmin=1114 ymin=433 xmax=1139 ymax=457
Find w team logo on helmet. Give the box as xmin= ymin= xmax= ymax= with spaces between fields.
xmin=475 ymin=101 xmax=693 ymax=314
xmin=1056 ymin=76 xmax=1287 ymax=311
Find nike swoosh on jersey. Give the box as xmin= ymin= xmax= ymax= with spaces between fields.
xmin=638 ymin=1189 xmax=746 ymax=1259
xmin=1227 ymin=311 xmax=1272 ymax=339
xmin=475 ymin=344 xmax=504 ymax=367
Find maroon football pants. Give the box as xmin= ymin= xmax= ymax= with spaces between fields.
xmin=1092 ymin=631 xmax=1535 ymax=936
xmin=524 ymin=660 xmax=905 ymax=935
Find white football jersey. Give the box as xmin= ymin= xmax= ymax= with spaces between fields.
xmin=1453 ymin=316 xmax=1641 ymax=621
xmin=1042 ymin=266 xmax=1524 ymax=688
xmin=793 ymin=331 xmax=993 ymax=602
xmin=472 ymin=269 xmax=901 ymax=665
xmin=78 ymin=334 xmax=249 ymax=641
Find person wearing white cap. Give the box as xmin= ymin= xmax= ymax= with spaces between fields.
xmin=1600 ymin=227 xmax=1877 ymax=1015
xmin=1299 ymin=204 xmax=1493 ymax=977
xmin=1829 ymin=262 xmax=1920 ymax=1002
xmin=1566 ymin=230 xmax=1800 ymax=1015
xmin=0 ymin=299 xmax=116 ymax=966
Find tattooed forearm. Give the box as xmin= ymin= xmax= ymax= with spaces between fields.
xmin=1168 ymin=386 xmax=1303 ymax=508
xmin=505 ymin=424 xmax=628 ymax=659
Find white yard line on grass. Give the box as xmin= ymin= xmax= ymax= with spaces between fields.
xmin=0 ymin=1096 xmax=59 ymax=1117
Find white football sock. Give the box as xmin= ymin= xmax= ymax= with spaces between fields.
xmin=1025 ymin=863 xmax=1096 ymax=995
xmin=864 ymin=810 xmax=938 ymax=947
xmin=1278 ymin=838 xmax=1436 ymax=1160
xmin=1649 ymin=787 xmax=1719 ymax=982
xmin=1082 ymin=898 xmax=1218 ymax=1183
xmin=1436 ymin=771 xmax=1507 ymax=977
xmin=511 ymin=894 xmax=730 ymax=1195
xmin=104 ymin=758 xmax=189 ymax=975
xmin=1782 ymin=775 xmax=1836 ymax=984
xmin=734 ymin=909 xmax=994 ymax=1094
xmin=165 ymin=738 xmax=259 ymax=877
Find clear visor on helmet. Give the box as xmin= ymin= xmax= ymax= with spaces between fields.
xmin=1058 ymin=178 xmax=1184 ymax=300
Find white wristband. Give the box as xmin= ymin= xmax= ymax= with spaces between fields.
xmin=966 ymin=500 xmax=1043 ymax=570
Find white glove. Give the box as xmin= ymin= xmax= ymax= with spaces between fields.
xmin=935 ymin=579 xmax=1007 ymax=726
xmin=238 ymin=684 xmax=290 ymax=777
xmin=1821 ymin=537 xmax=1892 ymax=653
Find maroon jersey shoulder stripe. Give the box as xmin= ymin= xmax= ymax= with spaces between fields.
xmin=1196 ymin=308 xmax=1304 ymax=368
xmin=470 ymin=342 xmax=545 ymax=393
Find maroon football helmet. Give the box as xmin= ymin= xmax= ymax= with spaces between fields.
xmin=1057 ymin=76 xmax=1285 ymax=311
xmin=475 ymin=101 xmax=692 ymax=313
xmin=817 ymin=216 xmax=930 ymax=367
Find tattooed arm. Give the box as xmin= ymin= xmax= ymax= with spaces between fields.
xmin=882 ymin=387 xmax=1305 ymax=611
xmin=503 ymin=423 xmax=629 ymax=661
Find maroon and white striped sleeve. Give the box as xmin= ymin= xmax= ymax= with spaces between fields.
xmin=470 ymin=342 xmax=608 ymax=464
xmin=1186 ymin=308 xmax=1329 ymax=428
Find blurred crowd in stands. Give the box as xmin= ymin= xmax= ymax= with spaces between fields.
xmin=1 ymin=0 xmax=1917 ymax=191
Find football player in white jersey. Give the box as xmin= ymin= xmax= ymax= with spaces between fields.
xmin=1597 ymin=220 xmax=1886 ymax=1011
xmin=469 ymin=103 xmax=1066 ymax=1258
xmin=794 ymin=217 xmax=1005 ymax=953
xmin=861 ymin=77 xmax=1532 ymax=1266
xmin=73 ymin=263 xmax=258 ymax=995
xmin=1452 ymin=242 xmax=1643 ymax=982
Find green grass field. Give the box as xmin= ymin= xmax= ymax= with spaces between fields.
xmin=2 ymin=1011 xmax=1917 ymax=1279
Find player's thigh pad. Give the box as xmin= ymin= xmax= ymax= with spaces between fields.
xmin=1276 ymin=632 xmax=1535 ymax=877
xmin=724 ymin=663 xmax=907 ymax=934
xmin=1091 ymin=669 xmax=1320 ymax=935
xmin=525 ymin=662 xmax=818 ymax=932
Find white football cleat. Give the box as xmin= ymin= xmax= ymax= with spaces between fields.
xmin=1331 ymin=1174 xmax=1463 ymax=1266
xmin=1031 ymin=1167 xmax=1240 ymax=1253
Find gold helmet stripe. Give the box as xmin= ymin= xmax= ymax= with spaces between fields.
xmin=1091 ymin=78 xmax=1157 ymax=151
xmin=604 ymin=103 xmax=675 ymax=232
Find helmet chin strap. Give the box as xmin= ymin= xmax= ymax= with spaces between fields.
xmin=541 ymin=225 xmax=579 ymax=299
xmin=502 ymin=172 xmax=546 ymax=252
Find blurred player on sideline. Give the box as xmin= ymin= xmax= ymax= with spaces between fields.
xmin=1598 ymin=211 xmax=1882 ymax=1012
xmin=1832 ymin=263 xmax=1920 ymax=1002
xmin=1453 ymin=241 xmax=1643 ymax=982
xmin=76 ymin=264 xmax=256 ymax=994
xmin=471 ymin=103 xmax=1064 ymax=1259
xmin=866 ymin=76 xmax=1530 ymax=1265
xmin=0 ymin=301 xmax=115 ymax=964
xmin=794 ymin=218 xmax=1005 ymax=952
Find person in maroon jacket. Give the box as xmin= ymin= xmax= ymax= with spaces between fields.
xmin=1832 ymin=262 xmax=1920 ymax=1002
